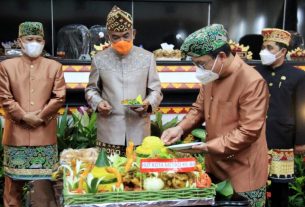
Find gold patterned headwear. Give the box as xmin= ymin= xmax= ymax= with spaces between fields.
xmin=262 ymin=28 xmax=291 ymax=46
xmin=106 ymin=6 xmax=133 ymax=32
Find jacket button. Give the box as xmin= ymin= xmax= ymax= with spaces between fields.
xmin=30 ymin=102 xmax=34 ymax=106
xmin=269 ymin=83 xmax=273 ymax=87
xmin=30 ymin=65 xmax=34 ymax=68
xmin=31 ymin=89 xmax=34 ymax=93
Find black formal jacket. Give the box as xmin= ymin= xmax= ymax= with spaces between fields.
xmin=256 ymin=63 xmax=305 ymax=149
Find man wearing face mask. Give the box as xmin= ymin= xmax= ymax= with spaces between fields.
xmin=85 ymin=6 xmax=162 ymax=155
xmin=0 ymin=22 xmax=66 ymax=207
xmin=255 ymin=28 xmax=305 ymax=207
xmin=161 ymin=24 xmax=269 ymax=207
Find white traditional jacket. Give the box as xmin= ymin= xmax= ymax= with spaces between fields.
xmin=85 ymin=46 xmax=163 ymax=146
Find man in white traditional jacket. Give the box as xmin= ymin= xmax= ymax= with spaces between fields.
xmin=85 ymin=6 xmax=163 ymax=155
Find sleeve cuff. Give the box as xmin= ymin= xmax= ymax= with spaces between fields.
xmin=91 ymin=97 xmax=104 ymax=112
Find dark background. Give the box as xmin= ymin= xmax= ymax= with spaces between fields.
xmin=0 ymin=0 xmax=303 ymax=59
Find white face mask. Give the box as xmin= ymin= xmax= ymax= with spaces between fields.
xmin=195 ymin=56 xmax=223 ymax=85
xmin=259 ymin=49 xmax=282 ymax=65
xmin=21 ymin=41 xmax=44 ymax=58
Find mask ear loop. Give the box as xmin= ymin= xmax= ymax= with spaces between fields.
xmin=211 ymin=55 xmax=219 ymax=72
xmin=275 ymin=48 xmax=284 ymax=59
xmin=19 ymin=39 xmax=27 ymax=48
xmin=197 ymin=64 xmax=204 ymax=71
xmin=211 ymin=55 xmax=224 ymax=76
xmin=218 ymin=63 xmax=224 ymax=76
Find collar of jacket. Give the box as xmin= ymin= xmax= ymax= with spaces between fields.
xmin=219 ymin=54 xmax=242 ymax=79
xmin=21 ymin=55 xmax=43 ymax=65
xmin=265 ymin=62 xmax=286 ymax=72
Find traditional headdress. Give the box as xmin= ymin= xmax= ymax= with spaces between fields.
xmin=180 ymin=24 xmax=228 ymax=57
xmin=261 ymin=28 xmax=291 ymax=46
xmin=19 ymin=21 xmax=44 ymax=37
xmin=106 ymin=6 xmax=133 ymax=32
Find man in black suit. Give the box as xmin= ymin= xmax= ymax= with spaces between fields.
xmin=256 ymin=28 xmax=305 ymax=207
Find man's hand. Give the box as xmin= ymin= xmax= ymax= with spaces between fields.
xmin=97 ymin=101 xmax=112 ymax=116
xmin=191 ymin=142 xmax=208 ymax=153
xmin=169 ymin=142 xmax=208 ymax=154
xmin=161 ymin=126 xmax=184 ymax=145
xmin=130 ymin=100 xmax=150 ymax=114
xmin=22 ymin=110 xmax=44 ymax=128
xmin=294 ymin=144 xmax=305 ymax=155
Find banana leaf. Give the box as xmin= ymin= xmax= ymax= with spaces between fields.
xmin=216 ymin=180 xmax=234 ymax=198
xmin=191 ymin=128 xmax=206 ymax=142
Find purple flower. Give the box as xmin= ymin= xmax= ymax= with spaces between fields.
xmin=77 ymin=106 xmax=89 ymax=115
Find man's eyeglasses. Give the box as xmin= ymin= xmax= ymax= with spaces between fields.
xmin=193 ymin=58 xmax=214 ymax=69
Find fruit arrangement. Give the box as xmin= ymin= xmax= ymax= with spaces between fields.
xmin=56 ymin=136 xmax=213 ymax=195
xmin=228 ymin=40 xmax=253 ymax=60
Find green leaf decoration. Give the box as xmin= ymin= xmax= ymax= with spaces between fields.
xmin=150 ymin=112 xmax=178 ymax=137
xmin=95 ymin=148 xmax=110 ymax=167
xmin=191 ymin=128 xmax=206 ymax=142
xmin=216 ymin=180 xmax=234 ymax=197
xmin=162 ymin=116 xmax=178 ymax=131
xmin=156 ymin=112 xmax=163 ymax=130
xmin=58 ymin=106 xmax=69 ymax=138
